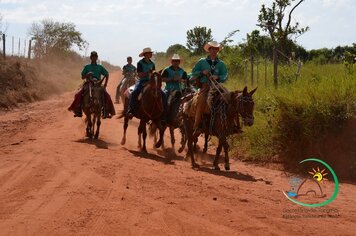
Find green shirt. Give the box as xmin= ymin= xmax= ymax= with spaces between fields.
xmin=81 ymin=63 xmax=109 ymax=80
xmin=162 ymin=66 xmax=188 ymax=91
xmin=137 ymin=58 xmax=155 ymax=82
xmin=191 ymin=56 xmax=228 ymax=83
xmin=123 ymin=64 xmax=136 ymax=78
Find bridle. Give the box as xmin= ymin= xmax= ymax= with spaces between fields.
xmin=237 ymin=94 xmax=254 ymax=124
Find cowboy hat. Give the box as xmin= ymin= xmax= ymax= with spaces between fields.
xmin=139 ymin=47 xmax=153 ymax=57
xmin=171 ymin=54 xmax=181 ymax=60
xmin=203 ymin=41 xmax=222 ymax=53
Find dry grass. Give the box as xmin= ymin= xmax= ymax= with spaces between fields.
xmin=0 ymin=54 xmax=119 ymax=109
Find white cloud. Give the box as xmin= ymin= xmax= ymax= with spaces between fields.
xmin=2 ymin=0 xmax=355 ymax=66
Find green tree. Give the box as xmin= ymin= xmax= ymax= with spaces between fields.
xmin=257 ymin=0 xmax=309 ymax=87
xmin=166 ymin=44 xmax=189 ymax=56
xmin=220 ymin=29 xmax=239 ymax=46
xmin=29 ymin=19 xmax=87 ymax=58
xmin=186 ymin=26 xmax=213 ymax=55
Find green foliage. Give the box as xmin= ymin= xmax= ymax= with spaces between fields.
xmin=232 ymin=63 xmax=356 ymax=165
xmin=220 ymin=29 xmax=239 ymax=46
xmin=257 ymin=0 xmax=309 ymax=56
xmin=166 ymin=44 xmax=189 ymax=57
xmin=29 ymin=19 xmax=87 ymax=58
xmin=186 ymin=26 xmax=213 ymax=55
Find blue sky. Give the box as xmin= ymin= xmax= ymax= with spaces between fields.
xmin=1 ymin=0 xmax=355 ymax=66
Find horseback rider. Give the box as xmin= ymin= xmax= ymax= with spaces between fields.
xmin=68 ymin=51 xmax=116 ymax=119
xmin=191 ymin=41 xmax=228 ymax=135
xmin=127 ymin=47 xmax=156 ymax=119
xmin=161 ymin=54 xmax=188 ymax=122
xmin=115 ymin=56 xmax=137 ymax=103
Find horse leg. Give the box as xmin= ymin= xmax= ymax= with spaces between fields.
xmin=203 ymin=133 xmax=209 ymax=153
xmin=169 ymin=126 xmax=175 ymax=152
xmin=94 ymin=115 xmax=101 ymax=139
xmin=178 ymin=125 xmax=187 ymax=154
xmin=140 ymin=120 xmax=147 ymax=153
xmin=154 ymin=121 xmax=164 ymax=149
xmin=187 ymin=136 xmax=199 ymax=168
xmin=222 ymin=138 xmax=230 ymax=170
xmin=88 ymin=115 xmax=93 ymax=139
xmin=213 ymin=140 xmax=223 ymax=171
xmin=138 ymin=122 xmax=143 ymax=149
xmin=185 ymin=118 xmax=199 ymax=168
xmin=121 ymin=116 xmax=128 ymax=145
xmin=86 ymin=116 xmax=90 ymax=137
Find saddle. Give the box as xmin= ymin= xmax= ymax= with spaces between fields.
xmin=182 ymin=93 xmax=210 ymax=118
xmin=125 ymin=83 xmax=155 ymax=102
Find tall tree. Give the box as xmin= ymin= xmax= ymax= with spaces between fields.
xmin=186 ymin=26 xmax=213 ymax=55
xmin=28 ymin=19 xmax=87 ymax=58
xmin=166 ymin=44 xmax=188 ymax=56
xmin=257 ymin=0 xmax=309 ymax=87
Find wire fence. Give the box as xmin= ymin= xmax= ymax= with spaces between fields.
xmin=0 ymin=33 xmax=32 ymax=59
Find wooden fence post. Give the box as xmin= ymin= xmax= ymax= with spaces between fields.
xmin=28 ymin=40 xmax=32 ymax=59
xmin=2 ymin=34 xmax=5 ymax=59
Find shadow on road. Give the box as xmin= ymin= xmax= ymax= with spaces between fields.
xmin=128 ymin=149 xmax=175 ymax=165
xmin=197 ymin=166 xmax=258 ymax=182
xmin=74 ymin=138 xmax=110 ymax=149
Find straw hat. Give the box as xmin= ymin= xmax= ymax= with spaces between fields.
xmin=139 ymin=47 xmax=153 ymax=57
xmin=171 ymin=54 xmax=181 ymax=60
xmin=203 ymin=41 xmax=222 ymax=52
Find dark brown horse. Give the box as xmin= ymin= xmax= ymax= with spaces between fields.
xmin=82 ymin=79 xmax=104 ymax=139
xmin=149 ymin=86 xmax=197 ymax=152
xmin=182 ymin=86 xmax=256 ymax=170
xmin=120 ymin=72 xmax=165 ymax=153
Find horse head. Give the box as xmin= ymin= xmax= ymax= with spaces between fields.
xmin=88 ymin=79 xmax=104 ymax=107
xmin=231 ymin=86 xmax=257 ymax=126
xmin=148 ymin=71 xmax=163 ymax=95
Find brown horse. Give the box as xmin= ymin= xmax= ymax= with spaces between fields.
xmin=82 ymin=79 xmax=104 ymax=139
xmin=120 ymin=72 xmax=165 ymax=153
xmin=149 ymin=86 xmax=197 ymax=152
xmin=182 ymin=86 xmax=256 ymax=170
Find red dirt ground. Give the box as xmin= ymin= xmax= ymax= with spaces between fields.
xmin=0 ymin=71 xmax=355 ymax=235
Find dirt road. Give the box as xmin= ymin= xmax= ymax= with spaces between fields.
xmin=0 ymin=71 xmax=355 ymax=235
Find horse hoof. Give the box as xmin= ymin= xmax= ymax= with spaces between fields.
xmin=155 ymin=141 xmax=162 ymax=149
xmin=178 ymin=147 xmax=184 ymax=153
xmin=94 ymin=134 xmax=99 ymax=139
xmin=225 ymin=165 xmax=230 ymax=171
xmin=192 ymin=163 xmax=200 ymax=169
xmin=121 ymin=139 xmax=126 ymax=145
xmin=214 ymin=165 xmax=221 ymax=171
xmin=142 ymin=149 xmax=148 ymax=154
xmin=203 ymin=148 xmax=207 ymax=153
